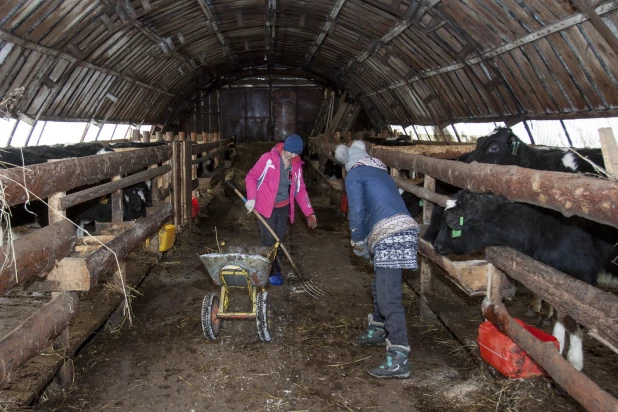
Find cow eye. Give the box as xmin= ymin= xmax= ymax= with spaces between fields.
xmin=488 ymin=144 xmax=499 ymax=153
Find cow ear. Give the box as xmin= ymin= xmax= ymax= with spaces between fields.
xmin=507 ymin=131 xmax=520 ymax=149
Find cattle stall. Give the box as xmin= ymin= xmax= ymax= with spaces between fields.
xmin=311 ymin=135 xmax=618 ymax=412
xmin=0 ymin=134 xmax=233 ymax=405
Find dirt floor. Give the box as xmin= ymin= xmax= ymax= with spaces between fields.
xmin=32 ymin=168 xmax=617 ymax=411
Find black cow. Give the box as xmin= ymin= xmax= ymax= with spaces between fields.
xmin=72 ymin=183 xmax=151 ymax=237
xmin=0 ymin=143 xmax=114 ymax=169
xmin=324 ymin=159 xmax=343 ymax=179
xmin=432 ymin=189 xmax=618 ymax=371
xmin=361 ymin=136 xmax=415 ymax=146
xmin=464 ymin=127 xmax=604 ymax=174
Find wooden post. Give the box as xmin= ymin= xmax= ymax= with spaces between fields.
xmin=172 ymin=142 xmax=182 ymax=227
xmin=423 ymin=175 xmax=436 ymax=224
xmin=344 ymin=131 xmax=352 ymax=144
xmin=131 ymin=129 xmax=140 ymax=142
xmin=48 ymin=191 xmax=66 ymax=225
xmin=111 ymin=175 xmax=123 ymax=223
xmin=53 ymin=326 xmax=73 ymax=390
xmin=599 ymin=127 xmax=618 ymax=179
xmin=419 ymin=256 xmax=436 ymax=323
xmin=165 ymin=132 xmax=174 ymax=141
xmin=191 ymin=133 xmax=198 ymax=198
xmin=149 ymin=164 xmax=160 ymax=202
xmin=155 ymin=131 xmax=163 ymax=142
xmin=179 ymin=131 xmax=186 ymax=141
xmin=201 ymin=132 xmax=207 ymax=142
xmin=142 ymin=131 xmax=150 ymax=143
xmin=213 ymin=133 xmax=220 ymax=168
xmin=181 ymin=140 xmax=193 ymax=226
xmin=333 ymin=132 xmax=341 ymax=144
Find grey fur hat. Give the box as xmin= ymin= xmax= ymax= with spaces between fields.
xmin=335 ymin=140 xmax=369 ymax=171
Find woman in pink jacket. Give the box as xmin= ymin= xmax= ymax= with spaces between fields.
xmin=245 ymin=134 xmax=317 ymax=285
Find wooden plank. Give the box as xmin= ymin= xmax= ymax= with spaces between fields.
xmin=599 ymin=127 xmax=618 ymax=179
xmin=59 ymin=165 xmax=171 ymax=210
xmin=0 ymin=220 xmax=76 ymax=296
xmin=27 ymin=258 xmax=91 ymax=292
xmin=0 ymin=146 xmax=171 ymax=207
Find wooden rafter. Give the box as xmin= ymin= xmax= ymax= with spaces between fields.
xmin=304 ymin=0 xmax=346 ymax=68
xmin=265 ymin=0 xmax=277 ymax=65
xmin=367 ymin=1 xmax=618 ymax=97
xmin=195 ymin=0 xmax=238 ymax=68
xmin=0 ymin=30 xmax=173 ymax=97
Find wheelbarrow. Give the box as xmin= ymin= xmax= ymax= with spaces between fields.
xmin=199 ymin=242 xmax=278 ymax=342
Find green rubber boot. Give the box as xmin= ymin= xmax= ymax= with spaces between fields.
xmin=351 ymin=314 xmax=387 ymax=346
xmin=367 ymin=339 xmax=411 ymax=379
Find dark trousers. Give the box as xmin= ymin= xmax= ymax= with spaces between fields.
xmin=371 ymin=266 xmax=408 ymax=346
xmin=258 ymin=206 xmax=288 ymax=273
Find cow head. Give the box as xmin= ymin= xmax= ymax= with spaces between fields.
xmin=122 ymin=186 xmax=147 ymax=221
xmin=464 ymin=128 xmax=523 ymax=165
xmin=433 ymin=190 xmax=504 ymax=256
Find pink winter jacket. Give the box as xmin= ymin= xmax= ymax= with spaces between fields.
xmin=245 ymin=142 xmax=314 ymax=223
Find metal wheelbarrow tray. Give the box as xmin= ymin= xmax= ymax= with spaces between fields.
xmin=199 ymin=244 xmax=278 ymax=342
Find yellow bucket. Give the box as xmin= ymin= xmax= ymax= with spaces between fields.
xmin=158 ymin=224 xmax=176 ymax=252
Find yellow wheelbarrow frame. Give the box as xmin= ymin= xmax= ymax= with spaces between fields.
xmin=200 ymin=242 xmax=279 ymax=342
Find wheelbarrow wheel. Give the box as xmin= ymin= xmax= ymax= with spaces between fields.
xmin=201 ymin=293 xmax=221 ymax=340
xmin=256 ymin=292 xmax=272 ymax=342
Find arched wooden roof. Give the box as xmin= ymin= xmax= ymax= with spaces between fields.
xmin=1 ymin=0 xmax=618 ymax=128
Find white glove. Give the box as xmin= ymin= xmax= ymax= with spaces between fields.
xmin=245 ymin=199 xmax=256 ymax=214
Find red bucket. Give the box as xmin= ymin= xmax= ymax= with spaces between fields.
xmin=340 ymin=194 xmax=348 ymax=214
xmin=191 ymin=197 xmax=200 ymax=218
xmin=478 ymin=319 xmax=559 ymax=378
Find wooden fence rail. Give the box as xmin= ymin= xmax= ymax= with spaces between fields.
xmin=310 ymin=139 xmax=618 ymax=412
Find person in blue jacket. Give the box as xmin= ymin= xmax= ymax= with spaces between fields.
xmin=335 ymin=140 xmax=420 ymax=379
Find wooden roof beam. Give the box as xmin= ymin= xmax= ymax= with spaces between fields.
xmin=0 ymin=30 xmax=174 ymax=97
xmin=304 ymin=0 xmax=346 ymax=69
xmin=110 ymin=4 xmax=195 ymax=76
xmin=570 ymin=0 xmax=618 ymax=58
xmin=366 ymin=1 xmax=618 ymax=97
xmin=265 ymin=0 xmax=277 ymax=65
xmin=195 ymin=0 xmax=239 ymax=68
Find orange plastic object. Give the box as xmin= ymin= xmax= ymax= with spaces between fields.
xmin=478 ymin=318 xmax=559 ymax=378
xmin=192 ymin=197 xmax=200 ymax=218
xmin=340 ymin=194 xmax=348 ymax=214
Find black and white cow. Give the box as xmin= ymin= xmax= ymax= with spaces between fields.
xmin=432 ymin=189 xmax=618 ymax=371
xmin=463 ymin=127 xmax=604 ymax=173
xmin=0 ymin=143 xmax=114 ymax=169
xmin=71 ymin=182 xmax=151 ymax=237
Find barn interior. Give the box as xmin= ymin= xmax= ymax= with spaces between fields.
xmin=1 ymin=0 xmax=618 ymax=411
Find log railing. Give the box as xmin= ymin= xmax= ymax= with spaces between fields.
xmin=312 ymin=139 xmax=618 ymax=412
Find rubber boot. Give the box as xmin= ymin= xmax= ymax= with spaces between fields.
xmin=269 ymin=271 xmax=284 ymax=285
xmin=351 ymin=314 xmax=387 ymax=346
xmin=367 ymin=339 xmax=411 ymax=379
xmin=269 ymin=258 xmax=284 ymax=285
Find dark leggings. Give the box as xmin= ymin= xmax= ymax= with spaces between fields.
xmin=371 ymin=266 xmax=408 ymax=346
xmin=258 ymin=206 xmax=288 ymax=273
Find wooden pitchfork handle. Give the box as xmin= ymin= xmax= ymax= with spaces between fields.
xmin=224 ymin=180 xmax=307 ymax=282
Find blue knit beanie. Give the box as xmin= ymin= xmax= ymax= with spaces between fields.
xmin=283 ymin=134 xmax=303 ymax=154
